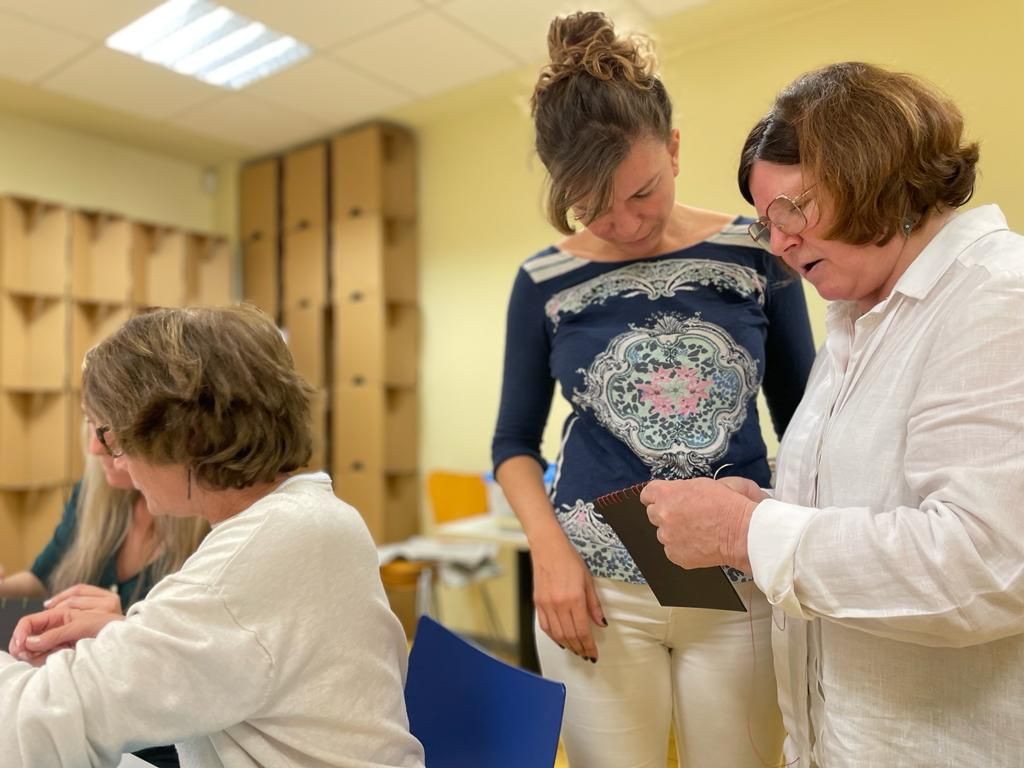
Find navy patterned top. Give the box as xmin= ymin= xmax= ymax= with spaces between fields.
xmin=491 ymin=220 xmax=816 ymax=585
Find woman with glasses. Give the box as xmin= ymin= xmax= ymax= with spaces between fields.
xmin=643 ymin=61 xmax=1024 ymax=766
xmin=0 ymin=305 xmax=425 ymax=768
xmin=491 ymin=10 xmax=815 ymax=767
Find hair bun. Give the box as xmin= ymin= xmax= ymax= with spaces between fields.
xmin=535 ymin=11 xmax=657 ymax=107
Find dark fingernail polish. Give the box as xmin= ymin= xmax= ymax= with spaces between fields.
xmin=601 ymin=617 xmax=608 ymax=627
xmin=589 ymin=657 xmax=597 ymax=664
xmin=556 ymin=643 xmax=565 ymax=650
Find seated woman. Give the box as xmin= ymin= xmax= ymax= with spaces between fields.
xmin=0 ymin=429 xmax=207 ymax=768
xmin=0 ymin=305 xmax=425 ymax=768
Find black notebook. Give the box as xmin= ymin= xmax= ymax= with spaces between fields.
xmin=0 ymin=597 xmax=46 ymax=649
xmin=595 ymin=483 xmax=746 ymax=612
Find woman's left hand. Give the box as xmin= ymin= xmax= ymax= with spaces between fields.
xmin=640 ymin=478 xmax=760 ymax=573
xmin=8 ymin=605 xmax=125 ymax=665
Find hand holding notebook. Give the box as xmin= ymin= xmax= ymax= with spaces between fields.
xmin=595 ymin=482 xmax=746 ymax=612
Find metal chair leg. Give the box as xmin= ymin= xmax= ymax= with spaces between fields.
xmin=478 ymin=582 xmax=503 ymax=639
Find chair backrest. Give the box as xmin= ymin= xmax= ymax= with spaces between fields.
xmin=426 ymin=471 xmax=488 ymax=525
xmin=405 ymin=616 xmax=565 ymax=768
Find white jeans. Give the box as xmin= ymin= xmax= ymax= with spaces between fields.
xmin=537 ymin=577 xmax=783 ymax=768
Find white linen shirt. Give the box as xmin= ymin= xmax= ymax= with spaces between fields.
xmin=748 ymin=205 xmax=1024 ymax=767
xmin=0 ymin=472 xmax=425 ymax=768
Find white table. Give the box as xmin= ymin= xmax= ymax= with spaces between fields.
xmin=435 ymin=514 xmax=538 ymax=672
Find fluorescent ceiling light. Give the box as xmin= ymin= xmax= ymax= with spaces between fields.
xmin=106 ymin=0 xmax=310 ymax=89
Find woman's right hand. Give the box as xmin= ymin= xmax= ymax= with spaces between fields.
xmin=44 ymin=583 xmax=122 ymax=615
xmin=530 ymin=532 xmax=606 ymax=662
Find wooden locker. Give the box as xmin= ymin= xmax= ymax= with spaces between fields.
xmin=332 ymin=216 xmax=416 ymax=304
xmin=71 ymin=212 xmax=133 ymax=304
xmin=239 ymin=159 xmax=278 ymax=244
xmin=332 ymin=384 xmax=417 ymax=474
xmin=189 ymin=236 xmax=233 ymax=306
xmin=242 ymin=238 xmax=278 ymax=316
xmin=283 ymin=143 xmax=327 ymax=233
xmin=282 ymin=227 xmax=327 ymax=308
xmin=0 ymin=295 xmax=67 ymax=390
xmin=335 ymin=294 xmax=418 ymax=387
xmin=70 ymin=303 xmax=131 ymax=388
xmin=332 ymin=125 xmax=415 ymax=221
xmin=0 ymin=198 xmax=68 ymax=297
xmin=283 ymin=301 xmax=327 ymax=389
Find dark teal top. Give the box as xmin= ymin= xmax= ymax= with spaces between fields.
xmin=30 ymin=483 xmax=160 ymax=613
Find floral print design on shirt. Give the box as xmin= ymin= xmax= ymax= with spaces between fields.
xmin=544 ymin=258 xmax=766 ymax=332
xmin=573 ymin=314 xmax=760 ymax=479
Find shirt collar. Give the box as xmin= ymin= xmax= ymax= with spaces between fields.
xmin=823 ymin=204 xmax=1008 ymax=331
xmin=891 ymin=204 xmax=1008 ymax=301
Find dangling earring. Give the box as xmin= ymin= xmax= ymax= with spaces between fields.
xmin=187 ymin=467 xmax=192 ymax=500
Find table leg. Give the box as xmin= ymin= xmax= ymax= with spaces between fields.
xmin=516 ymin=549 xmax=540 ymax=673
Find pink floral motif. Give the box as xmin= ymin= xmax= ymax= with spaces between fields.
xmin=635 ymin=366 xmax=712 ymax=417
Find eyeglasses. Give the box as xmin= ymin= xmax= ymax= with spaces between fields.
xmin=748 ymin=186 xmax=815 ymax=250
xmin=95 ymin=423 xmax=123 ymax=458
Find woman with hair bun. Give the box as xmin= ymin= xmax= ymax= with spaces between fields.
xmin=491 ymin=11 xmax=814 ymax=767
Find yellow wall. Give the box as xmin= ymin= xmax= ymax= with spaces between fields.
xmin=398 ymin=0 xmax=1024 ymax=476
xmin=0 ymin=110 xmax=233 ymax=235
xmin=393 ymin=0 xmax=1024 ymax=638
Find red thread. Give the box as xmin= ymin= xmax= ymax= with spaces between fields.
xmin=593 ymin=480 xmax=649 ymax=508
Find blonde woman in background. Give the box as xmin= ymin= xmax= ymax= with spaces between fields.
xmin=0 ymin=425 xmax=206 ymax=611
xmin=0 ymin=424 xmax=206 ymax=768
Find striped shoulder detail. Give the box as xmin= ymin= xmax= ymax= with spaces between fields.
xmin=523 ymin=249 xmax=590 ymax=283
xmin=706 ymin=223 xmax=762 ymax=250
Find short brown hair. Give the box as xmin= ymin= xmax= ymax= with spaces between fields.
xmin=531 ymin=11 xmax=673 ymax=235
xmin=738 ymin=61 xmax=979 ymax=246
xmin=82 ymin=305 xmax=314 ymax=490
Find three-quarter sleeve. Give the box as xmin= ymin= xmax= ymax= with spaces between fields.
xmin=760 ymin=258 xmax=816 ymax=440
xmin=491 ymin=266 xmax=556 ymax=474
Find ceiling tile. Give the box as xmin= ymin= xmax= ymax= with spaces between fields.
xmin=332 ymin=10 xmax=515 ymax=98
xmin=42 ymin=47 xmax=222 ymax=121
xmin=0 ymin=11 xmax=94 ymax=83
xmin=170 ymin=92 xmax=331 ymax=153
xmin=439 ymin=0 xmax=649 ymax=64
xmin=0 ymin=0 xmax=163 ymax=40
xmin=246 ymin=55 xmax=412 ymax=127
xmin=227 ymin=0 xmax=421 ymax=50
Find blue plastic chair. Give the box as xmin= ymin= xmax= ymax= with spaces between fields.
xmin=405 ymin=615 xmax=566 ymax=767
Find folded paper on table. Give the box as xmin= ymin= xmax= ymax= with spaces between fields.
xmin=594 ymin=483 xmax=746 ymax=612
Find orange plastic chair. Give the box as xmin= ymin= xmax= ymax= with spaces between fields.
xmin=426 ymin=470 xmax=489 ymax=525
